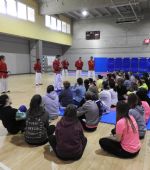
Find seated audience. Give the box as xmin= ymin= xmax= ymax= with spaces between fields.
xmin=124 ymin=73 xmax=132 ymax=90
xmin=116 ymin=78 xmax=127 ymax=101
xmin=99 ymin=101 xmax=141 ymax=158
xmin=0 ymin=94 xmax=26 ymax=134
xmin=139 ymin=78 xmax=148 ymax=91
xmin=96 ymin=75 xmax=103 ymax=92
xmin=99 ymin=81 xmax=111 ymax=113
xmin=136 ymin=88 xmax=150 ymax=106
xmin=77 ymin=91 xmax=99 ymax=132
xmin=84 ymin=79 xmax=90 ymax=91
xmin=42 ymin=85 xmax=59 ymax=119
xmin=49 ymin=104 xmax=87 ymax=161
xmin=72 ymin=78 xmax=86 ymax=107
xmin=128 ymin=93 xmax=146 ymax=139
xmin=59 ymin=81 xmax=73 ymax=107
xmin=109 ymin=82 xmax=118 ymax=107
xmin=127 ymin=82 xmax=138 ymax=96
xmin=25 ymin=95 xmax=55 ymax=145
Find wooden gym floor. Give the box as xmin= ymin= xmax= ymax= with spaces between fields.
xmin=0 ymin=74 xmax=150 ymax=170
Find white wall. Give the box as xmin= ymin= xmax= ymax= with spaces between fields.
xmin=0 ymin=34 xmax=30 ymax=74
xmin=63 ymin=14 xmax=150 ymax=71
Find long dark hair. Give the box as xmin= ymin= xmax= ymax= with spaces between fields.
xmin=64 ymin=104 xmax=77 ymax=119
xmin=109 ymin=81 xmax=117 ymax=92
xmin=29 ymin=95 xmax=42 ymax=116
xmin=128 ymin=93 xmax=140 ymax=108
xmin=116 ymin=101 xmax=136 ymax=133
xmin=0 ymin=95 xmax=9 ymax=109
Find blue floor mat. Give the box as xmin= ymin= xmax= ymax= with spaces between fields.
xmin=59 ymin=108 xmax=65 ymax=116
xmin=146 ymin=119 xmax=150 ymax=130
xmin=100 ymin=111 xmax=116 ymax=125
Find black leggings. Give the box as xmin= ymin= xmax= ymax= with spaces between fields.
xmin=49 ymin=135 xmax=87 ymax=161
xmin=99 ymin=138 xmax=140 ymax=159
xmin=8 ymin=120 xmax=26 ymax=134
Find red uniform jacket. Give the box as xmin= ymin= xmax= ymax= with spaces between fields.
xmin=88 ymin=60 xmax=95 ymax=70
xmin=34 ymin=63 xmax=42 ymax=73
xmin=0 ymin=61 xmax=8 ymax=78
xmin=53 ymin=59 xmax=61 ymax=73
xmin=75 ymin=60 xmax=83 ymax=70
xmin=61 ymin=60 xmax=69 ymax=69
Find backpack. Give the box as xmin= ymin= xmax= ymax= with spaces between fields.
xmin=25 ymin=116 xmax=47 ymax=144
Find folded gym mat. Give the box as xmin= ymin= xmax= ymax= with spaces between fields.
xmin=100 ymin=111 xmax=116 ymax=125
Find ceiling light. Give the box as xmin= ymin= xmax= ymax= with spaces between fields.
xmin=82 ymin=10 xmax=88 ymax=17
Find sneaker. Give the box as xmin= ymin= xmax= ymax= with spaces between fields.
xmin=39 ymin=83 xmax=43 ymax=85
xmin=1 ymin=92 xmax=5 ymax=94
xmin=7 ymin=91 xmax=10 ymax=93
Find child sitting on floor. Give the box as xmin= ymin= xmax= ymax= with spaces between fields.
xmin=59 ymin=81 xmax=73 ymax=107
xmin=99 ymin=101 xmax=141 ymax=158
xmin=99 ymin=81 xmax=111 ymax=113
xmin=42 ymin=85 xmax=59 ymax=120
xmin=128 ymin=93 xmax=146 ymax=139
xmin=48 ymin=104 xmax=87 ymax=161
xmin=25 ymin=94 xmax=55 ymax=146
xmin=72 ymin=78 xmax=86 ymax=107
xmin=0 ymin=94 xmax=26 ymax=134
xmin=77 ymin=91 xmax=99 ymax=132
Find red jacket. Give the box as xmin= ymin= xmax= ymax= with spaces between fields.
xmin=75 ymin=60 xmax=83 ymax=70
xmin=88 ymin=60 xmax=95 ymax=70
xmin=34 ymin=62 xmax=41 ymax=73
xmin=61 ymin=60 xmax=69 ymax=69
xmin=53 ymin=59 xmax=61 ymax=73
xmin=0 ymin=61 xmax=8 ymax=78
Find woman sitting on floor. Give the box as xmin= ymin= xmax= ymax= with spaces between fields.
xmin=99 ymin=101 xmax=141 ymax=159
xmin=0 ymin=94 xmax=26 ymax=134
xmin=25 ymin=94 xmax=55 ymax=146
xmin=77 ymin=91 xmax=99 ymax=132
xmin=49 ymin=104 xmax=87 ymax=161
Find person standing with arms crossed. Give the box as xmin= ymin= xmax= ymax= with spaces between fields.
xmin=61 ymin=58 xmax=69 ymax=80
xmin=88 ymin=56 xmax=95 ymax=80
xmin=75 ymin=57 xmax=83 ymax=79
xmin=0 ymin=55 xmax=9 ymax=94
xmin=53 ymin=55 xmax=62 ymax=91
xmin=34 ymin=59 xmax=42 ymax=86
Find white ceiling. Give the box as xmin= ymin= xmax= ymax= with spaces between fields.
xmin=37 ymin=0 xmax=150 ymax=23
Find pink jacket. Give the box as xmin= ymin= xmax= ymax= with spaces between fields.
xmin=141 ymin=101 xmax=150 ymax=123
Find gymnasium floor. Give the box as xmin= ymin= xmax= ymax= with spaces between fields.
xmin=0 ymin=74 xmax=150 ymax=170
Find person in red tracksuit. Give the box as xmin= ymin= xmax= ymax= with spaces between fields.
xmin=75 ymin=57 xmax=83 ymax=79
xmin=0 ymin=55 xmax=9 ymax=94
xmin=88 ymin=56 xmax=95 ymax=80
xmin=61 ymin=58 xmax=69 ymax=80
xmin=34 ymin=59 xmax=42 ymax=86
xmin=53 ymin=55 xmax=62 ymax=90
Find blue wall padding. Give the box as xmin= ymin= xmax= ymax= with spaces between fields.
xmin=139 ymin=58 xmax=147 ymax=72
xmin=95 ymin=58 xmax=108 ymax=72
xmin=131 ymin=58 xmax=139 ymax=72
xmin=115 ymin=58 xmax=123 ymax=71
xmin=107 ymin=58 xmax=115 ymax=72
xmin=147 ymin=59 xmax=150 ymax=72
xmin=123 ymin=58 xmax=131 ymax=72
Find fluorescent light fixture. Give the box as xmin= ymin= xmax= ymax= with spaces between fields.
xmin=82 ymin=10 xmax=88 ymax=17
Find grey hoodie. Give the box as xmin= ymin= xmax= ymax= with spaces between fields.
xmin=129 ymin=105 xmax=146 ymax=137
xmin=42 ymin=91 xmax=59 ymax=118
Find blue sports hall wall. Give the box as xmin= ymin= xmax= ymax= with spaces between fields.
xmin=94 ymin=57 xmax=150 ymax=73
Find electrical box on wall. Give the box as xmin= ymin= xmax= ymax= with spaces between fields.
xmin=144 ymin=39 xmax=150 ymax=44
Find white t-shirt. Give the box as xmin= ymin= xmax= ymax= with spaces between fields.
xmin=109 ymin=88 xmax=118 ymax=106
xmin=99 ymin=90 xmax=111 ymax=113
